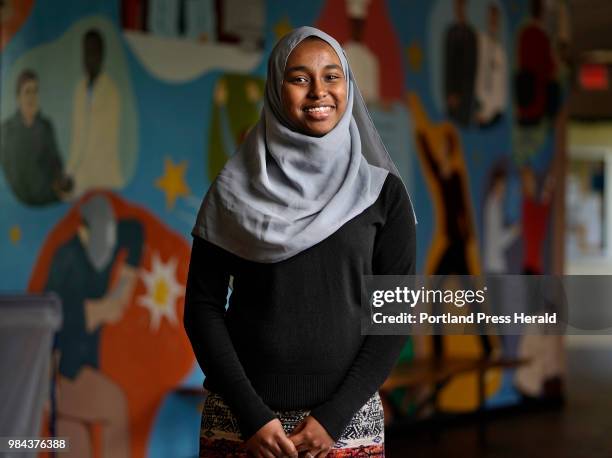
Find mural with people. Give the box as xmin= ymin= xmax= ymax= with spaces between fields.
xmin=0 ymin=0 xmax=568 ymax=456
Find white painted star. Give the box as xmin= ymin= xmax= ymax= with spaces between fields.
xmin=138 ymin=252 xmax=183 ymax=331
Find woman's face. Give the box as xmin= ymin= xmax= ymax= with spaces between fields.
xmin=281 ymin=38 xmax=347 ymax=137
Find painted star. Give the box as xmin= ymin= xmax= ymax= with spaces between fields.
xmin=406 ymin=42 xmax=423 ymax=72
xmin=137 ymin=252 xmax=183 ymax=331
xmin=155 ymin=157 xmax=191 ymax=210
xmin=274 ymin=16 xmax=293 ymax=42
xmin=9 ymin=225 xmax=21 ymax=244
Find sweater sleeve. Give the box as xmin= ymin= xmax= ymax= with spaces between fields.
xmin=183 ymin=236 xmax=276 ymax=440
xmin=309 ymin=175 xmax=416 ymax=441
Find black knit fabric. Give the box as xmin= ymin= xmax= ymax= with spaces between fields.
xmin=183 ymin=173 xmax=416 ymax=441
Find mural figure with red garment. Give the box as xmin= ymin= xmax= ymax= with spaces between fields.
xmin=514 ymin=160 xmax=565 ymax=403
xmin=316 ymin=0 xmax=405 ymax=105
xmin=343 ymin=0 xmax=380 ymax=104
xmin=520 ymin=165 xmax=555 ymax=275
xmin=29 ymin=192 xmax=194 ymax=458
xmin=515 ymin=0 xmax=559 ymax=126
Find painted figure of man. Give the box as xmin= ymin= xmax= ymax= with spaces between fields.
xmin=444 ymin=0 xmax=478 ymax=126
xmin=343 ymin=0 xmax=380 ymax=104
xmin=67 ymin=29 xmax=122 ymax=196
xmin=0 ymin=69 xmax=73 ymax=206
xmin=475 ymin=4 xmax=507 ymax=127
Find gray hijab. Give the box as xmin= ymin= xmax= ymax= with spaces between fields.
xmin=193 ymin=26 xmax=415 ymax=263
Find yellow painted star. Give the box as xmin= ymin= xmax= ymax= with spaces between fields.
xmin=9 ymin=225 xmax=21 ymax=244
xmin=274 ymin=16 xmax=293 ymax=42
xmin=155 ymin=157 xmax=191 ymax=210
xmin=406 ymin=42 xmax=423 ymax=72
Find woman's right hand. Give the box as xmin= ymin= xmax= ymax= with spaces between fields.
xmin=245 ymin=419 xmax=298 ymax=458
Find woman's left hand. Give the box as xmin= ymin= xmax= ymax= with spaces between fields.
xmin=287 ymin=415 xmax=334 ymax=458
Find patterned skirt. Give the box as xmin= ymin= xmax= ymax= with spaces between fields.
xmin=200 ymin=390 xmax=385 ymax=457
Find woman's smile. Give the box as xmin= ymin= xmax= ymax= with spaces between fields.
xmin=303 ymin=104 xmax=335 ymax=120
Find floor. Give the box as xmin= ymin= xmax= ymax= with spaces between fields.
xmin=386 ymin=345 xmax=612 ymax=458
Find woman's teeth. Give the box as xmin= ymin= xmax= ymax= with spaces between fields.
xmin=304 ymin=106 xmax=332 ymax=113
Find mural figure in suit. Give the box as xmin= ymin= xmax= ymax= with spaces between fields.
xmin=515 ymin=0 xmax=558 ymax=126
xmin=0 ymin=70 xmax=73 ymax=206
xmin=443 ymin=0 xmax=477 ymax=126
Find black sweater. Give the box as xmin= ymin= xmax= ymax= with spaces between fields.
xmin=183 ymin=173 xmax=416 ymax=441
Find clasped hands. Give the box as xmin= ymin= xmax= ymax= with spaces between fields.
xmin=245 ymin=415 xmax=334 ymax=458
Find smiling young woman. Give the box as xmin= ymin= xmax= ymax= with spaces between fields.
xmin=184 ymin=27 xmax=416 ymax=458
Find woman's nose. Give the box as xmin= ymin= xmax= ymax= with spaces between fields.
xmin=308 ymin=79 xmax=327 ymax=98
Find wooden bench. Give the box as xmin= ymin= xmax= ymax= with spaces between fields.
xmin=379 ymin=357 xmax=530 ymax=443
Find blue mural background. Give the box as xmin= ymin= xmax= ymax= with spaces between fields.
xmin=1 ymin=0 xmax=567 ymax=456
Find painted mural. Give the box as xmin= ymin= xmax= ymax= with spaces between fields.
xmin=0 ymin=0 xmax=568 ymax=456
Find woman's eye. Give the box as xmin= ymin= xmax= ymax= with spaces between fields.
xmin=292 ymin=76 xmax=308 ymax=83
